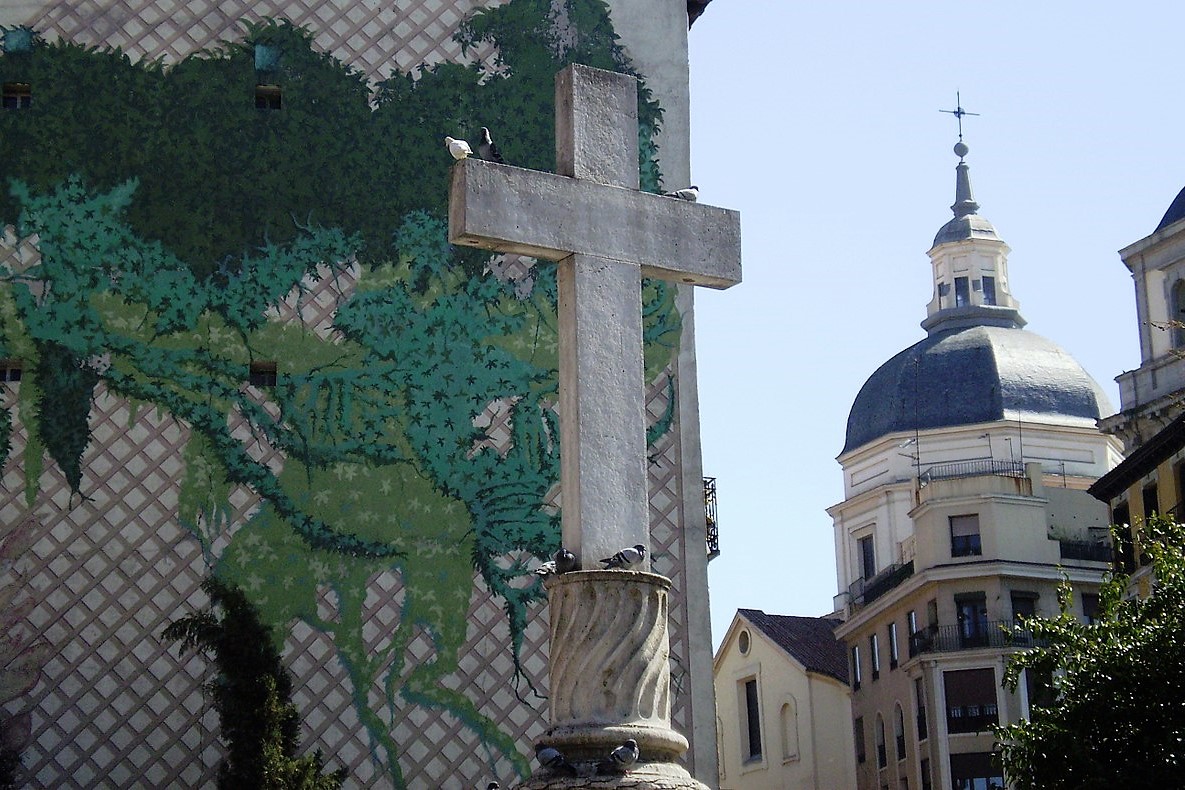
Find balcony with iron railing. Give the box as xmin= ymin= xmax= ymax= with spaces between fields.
xmin=1058 ymin=539 xmax=1113 ymax=563
xmin=704 ymin=477 xmax=719 ymax=560
xmin=918 ymin=459 xmax=1027 ymax=487
xmin=848 ymin=561 xmax=915 ymax=608
xmin=908 ymin=620 xmax=1038 ymax=657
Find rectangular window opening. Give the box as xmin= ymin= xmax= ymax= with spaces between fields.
xmin=255 ymin=84 xmax=282 ymax=110
xmin=982 ymin=275 xmax=997 ymax=305
xmin=858 ymin=533 xmax=876 ymax=580
xmin=870 ymin=633 xmax=880 ymax=680
xmin=2 ymin=82 xmax=31 ymax=109
xmin=888 ymin=621 xmax=899 ymax=669
xmin=248 ymin=360 xmax=278 ymax=387
xmin=742 ymin=678 xmax=763 ymax=761
xmin=954 ymin=276 xmax=970 ymax=307
xmin=950 ymin=514 xmax=982 ymax=557
xmin=944 ymin=668 xmax=999 ymax=733
xmin=0 ymin=359 xmax=22 ymax=383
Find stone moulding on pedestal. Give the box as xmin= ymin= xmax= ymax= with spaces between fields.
xmin=514 ymin=570 xmax=709 ymax=790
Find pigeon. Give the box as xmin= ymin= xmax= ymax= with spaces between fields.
xmin=535 ymin=548 xmax=578 ymax=577
xmin=445 ymin=136 xmax=472 ymax=160
xmin=478 ymin=126 xmax=505 ymax=164
xmin=537 ymin=745 xmax=578 ymax=776
xmin=597 ymin=738 xmax=639 ymax=774
xmin=600 ymin=544 xmax=647 ymax=570
xmin=486 ymin=783 xmax=500 ymax=790
xmin=663 ymin=185 xmax=698 ymax=202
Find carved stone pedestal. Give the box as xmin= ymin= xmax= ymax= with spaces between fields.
xmin=514 ymin=570 xmax=710 ymax=790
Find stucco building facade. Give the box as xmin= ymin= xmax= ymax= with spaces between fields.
xmin=714 ymin=609 xmax=855 ymax=790
xmin=830 ymin=140 xmax=1123 ymax=790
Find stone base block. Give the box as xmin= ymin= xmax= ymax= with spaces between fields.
xmin=514 ymin=760 xmax=711 ymax=790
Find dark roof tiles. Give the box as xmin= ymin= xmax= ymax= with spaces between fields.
xmin=738 ymin=609 xmax=848 ymax=684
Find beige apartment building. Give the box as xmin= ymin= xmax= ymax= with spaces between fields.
xmin=830 ymin=139 xmax=1122 ymax=790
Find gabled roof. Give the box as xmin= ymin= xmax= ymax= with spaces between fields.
xmin=739 ymin=609 xmax=848 ymax=685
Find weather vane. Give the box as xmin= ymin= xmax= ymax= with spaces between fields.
xmin=940 ymin=91 xmax=979 ymax=141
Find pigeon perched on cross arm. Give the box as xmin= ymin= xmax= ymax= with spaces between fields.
xmin=600 ymin=544 xmax=647 ymax=570
xmin=444 ymin=136 xmax=472 ymax=160
xmin=478 ymin=126 xmax=505 ymax=164
xmin=663 ymin=185 xmax=698 ymax=202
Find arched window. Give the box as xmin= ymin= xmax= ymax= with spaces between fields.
xmin=894 ymin=703 xmax=907 ymax=761
xmin=780 ymin=699 xmax=799 ymax=761
xmin=875 ymin=713 xmax=887 ymax=768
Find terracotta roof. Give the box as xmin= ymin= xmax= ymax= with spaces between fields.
xmin=739 ymin=609 xmax=848 ymax=684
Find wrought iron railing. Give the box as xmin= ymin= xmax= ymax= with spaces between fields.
xmin=918 ymin=459 xmax=1026 ymax=487
xmin=1058 ymin=539 xmax=1113 ymax=563
xmin=908 ymin=620 xmax=1037 ymax=656
xmin=861 ymin=561 xmax=914 ymax=605
xmin=704 ymin=477 xmax=719 ymax=559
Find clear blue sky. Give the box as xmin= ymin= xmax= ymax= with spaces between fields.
xmin=686 ymin=3 xmax=1182 ymax=645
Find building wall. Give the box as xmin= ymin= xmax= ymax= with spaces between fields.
xmin=1104 ymin=216 xmax=1185 ymax=450
xmin=836 ymin=446 xmax=1115 ymax=790
xmin=0 ymin=2 xmax=713 ymax=787
xmin=714 ymin=618 xmax=856 ymax=790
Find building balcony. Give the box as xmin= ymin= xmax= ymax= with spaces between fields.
xmin=848 ymin=561 xmax=914 ymax=608
xmin=704 ymin=477 xmax=720 ymax=560
xmin=908 ymin=620 xmax=1036 ymax=657
xmin=1058 ymin=539 xmax=1113 ymax=564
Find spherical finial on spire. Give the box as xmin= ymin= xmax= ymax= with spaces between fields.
xmin=954 ymin=140 xmax=969 ymax=160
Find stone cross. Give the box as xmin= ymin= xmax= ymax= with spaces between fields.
xmin=449 ymin=63 xmax=741 ymax=571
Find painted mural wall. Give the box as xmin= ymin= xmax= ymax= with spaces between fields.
xmin=0 ymin=1 xmax=705 ymax=787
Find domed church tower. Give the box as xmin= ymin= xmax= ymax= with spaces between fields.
xmin=830 ymin=138 xmax=1123 ymax=790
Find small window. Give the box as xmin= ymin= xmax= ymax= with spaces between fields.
xmin=1172 ymin=280 xmax=1185 ymax=348
xmin=921 ymin=758 xmax=933 ymax=790
xmin=915 ymin=677 xmax=928 ymax=741
xmin=870 ymin=633 xmax=881 ymax=680
xmin=851 ymin=645 xmax=862 ymax=690
xmin=1142 ymin=483 xmax=1159 ymax=520
xmin=858 ymin=533 xmax=876 ymax=580
xmin=982 ymin=275 xmax=997 ymax=305
xmin=954 ymin=276 xmax=970 ymax=307
xmin=1082 ymin=592 xmax=1100 ymax=624
xmin=894 ymin=704 xmax=906 ymax=761
xmin=248 ymin=361 xmax=278 ymax=387
xmin=255 ymin=84 xmax=282 ymax=110
xmin=854 ymin=716 xmax=866 ymax=764
xmin=888 ymin=622 xmax=899 ymax=669
xmin=0 ymin=359 xmax=22 ymax=383
xmin=875 ymin=714 xmax=887 ymax=768
xmin=950 ymin=514 xmax=982 ymax=557
xmin=738 ymin=629 xmax=750 ymax=655
xmin=2 ymin=82 xmax=31 ymax=109
xmin=1011 ymin=591 xmax=1037 ymax=623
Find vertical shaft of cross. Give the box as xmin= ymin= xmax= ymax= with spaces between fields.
xmin=555 ymin=67 xmax=649 ymax=571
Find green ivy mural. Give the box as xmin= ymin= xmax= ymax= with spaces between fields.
xmin=0 ymin=1 xmax=679 ymax=785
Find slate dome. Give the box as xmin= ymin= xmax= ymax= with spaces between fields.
xmin=1157 ymin=185 xmax=1185 ymax=232
xmin=842 ymin=325 xmax=1114 ymax=454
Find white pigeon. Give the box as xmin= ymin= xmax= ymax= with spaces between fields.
xmin=663 ymin=185 xmax=698 ymax=202
xmin=600 ymin=544 xmax=647 ymax=570
xmin=445 ymin=136 xmax=472 ymax=160
xmin=597 ymin=738 xmax=639 ymax=774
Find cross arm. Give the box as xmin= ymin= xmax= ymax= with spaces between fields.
xmin=449 ymin=158 xmax=741 ymax=289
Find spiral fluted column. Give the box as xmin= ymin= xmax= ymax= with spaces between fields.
xmin=514 ymin=570 xmax=711 ymax=789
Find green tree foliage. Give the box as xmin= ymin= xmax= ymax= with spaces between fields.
xmin=163 ymin=578 xmax=346 ymax=789
xmin=996 ymin=516 xmax=1185 ymax=789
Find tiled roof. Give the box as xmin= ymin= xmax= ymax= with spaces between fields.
xmin=739 ymin=609 xmax=848 ymax=685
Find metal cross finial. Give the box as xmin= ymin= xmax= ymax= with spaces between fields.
xmin=940 ymin=91 xmax=979 ymax=141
